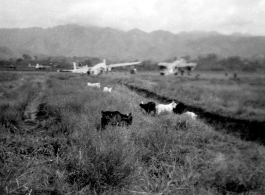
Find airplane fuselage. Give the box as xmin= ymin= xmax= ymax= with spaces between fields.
xmin=158 ymin=59 xmax=196 ymax=76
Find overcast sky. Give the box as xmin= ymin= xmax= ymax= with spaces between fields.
xmin=0 ymin=0 xmax=264 ymax=35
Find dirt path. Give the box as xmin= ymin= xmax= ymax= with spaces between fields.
xmin=125 ymin=83 xmax=265 ymax=145
xmin=24 ymin=76 xmax=48 ymax=125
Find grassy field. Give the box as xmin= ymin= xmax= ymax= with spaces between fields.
xmin=1 ymin=71 xmax=265 ymax=195
xmin=123 ymin=71 xmax=265 ymax=121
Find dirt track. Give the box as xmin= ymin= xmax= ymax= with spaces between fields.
xmin=24 ymin=76 xmax=48 ymax=124
xmin=125 ymin=83 xmax=265 ymax=144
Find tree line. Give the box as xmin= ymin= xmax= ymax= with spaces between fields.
xmin=194 ymin=53 xmax=265 ymax=72
xmin=0 ymin=53 xmax=264 ymax=72
xmin=0 ymin=55 xmax=105 ymax=70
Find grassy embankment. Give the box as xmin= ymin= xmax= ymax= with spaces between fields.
xmin=1 ymin=72 xmax=265 ymax=194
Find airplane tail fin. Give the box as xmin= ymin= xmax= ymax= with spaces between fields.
xmin=73 ymin=62 xmax=77 ymax=71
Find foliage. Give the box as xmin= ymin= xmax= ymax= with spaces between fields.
xmin=137 ymin=60 xmax=160 ymax=71
xmin=195 ymin=53 xmax=265 ymax=72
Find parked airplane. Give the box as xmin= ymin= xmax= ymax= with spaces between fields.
xmin=61 ymin=62 xmax=89 ymax=73
xmin=87 ymin=59 xmax=107 ymax=75
xmin=60 ymin=59 xmax=141 ymax=75
xmin=28 ymin=63 xmax=51 ymax=70
xmin=158 ymin=58 xmax=197 ymax=75
xmin=87 ymin=59 xmax=141 ymax=75
xmin=7 ymin=64 xmax=16 ymax=70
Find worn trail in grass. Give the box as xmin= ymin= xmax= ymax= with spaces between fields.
xmin=23 ymin=76 xmax=48 ymax=124
xmin=125 ymin=83 xmax=265 ymax=144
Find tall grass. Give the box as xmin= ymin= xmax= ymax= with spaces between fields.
xmin=1 ymin=72 xmax=265 ymax=194
xmin=0 ymin=72 xmax=19 ymax=82
xmin=122 ymin=72 xmax=265 ymax=121
xmin=0 ymin=82 xmax=38 ymax=133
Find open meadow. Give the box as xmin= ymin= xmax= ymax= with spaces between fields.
xmin=1 ymin=70 xmax=265 ymax=195
xmin=124 ymin=70 xmax=265 ymax=121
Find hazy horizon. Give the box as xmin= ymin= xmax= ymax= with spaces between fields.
xmin=0 ymin=23 xmax=256 ymax=37
xmin=1 ymin=0 xmax=265 ymax=36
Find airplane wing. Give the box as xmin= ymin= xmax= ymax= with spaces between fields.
xmin=61 ymin=69 xmax=74 ymax=72
xmin=108 ymin=61 xmax=141 ymax=68
xmin=158 ymin=59 xmax=196 ymax=68
xmin=175 ymin=62 xmax=197 ymax=68
xmin=158 ymin=62 xmax=171 ymax=66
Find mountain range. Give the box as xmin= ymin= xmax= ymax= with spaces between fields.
xmin=1 ymin=24 xmax=265 ymax=61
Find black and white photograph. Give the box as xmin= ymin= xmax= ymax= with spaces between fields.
xmin=1 ymin=0 xmax=265 ymax=194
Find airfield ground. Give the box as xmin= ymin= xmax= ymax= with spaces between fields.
xmin=1 ymin=70 xmax=265 ymax=195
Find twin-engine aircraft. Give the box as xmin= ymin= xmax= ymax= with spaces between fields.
xmin=28 ymin=63 xmax=51 ymax=70
xmin=158 ymin=58 xmax=197 ymax=75
xmin=87 ymin=59 xmax=141 ymax=75
xmin=61 ymin=59 xmax=141 ymax=75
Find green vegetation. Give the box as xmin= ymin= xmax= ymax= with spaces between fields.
xmin=1 ymin=71 xmax=265 ymax=194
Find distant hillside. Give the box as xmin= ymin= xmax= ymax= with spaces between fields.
xmin=1 ymin=24 xmax=265 ymax=61
xmin=0 ymin=46 xmax=16 ymax=60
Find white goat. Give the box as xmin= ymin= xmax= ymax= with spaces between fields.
xmin=183 ymin=111 xmax=197 ymax=119
xmin=156 ymin=101 xmax=177 ymax=114
xmin=103 ymin=87 xmax=112 ymax=92
xmin=87 ymin=82 xmax=100 ymax=88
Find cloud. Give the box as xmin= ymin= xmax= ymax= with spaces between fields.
xmin=61 ymin=0 xmax=159 ymax=30
xmin=0 ymin=0 xmax=265 ymax=35
xmin=0 ymin=0 xmax=75 ymax=28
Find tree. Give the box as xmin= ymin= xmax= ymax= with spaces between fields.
xmin=196 ymin=53 xmax=219 ymax=70
xmin=15 ymin=58 xmax=23 ymax=66
xmin=225 ymin=56 xmax=243 ymax=70
xmin=22 ymin=54 xmax=32 ymax=61
xmin=182 ymin=55 xmax=191 ymax=61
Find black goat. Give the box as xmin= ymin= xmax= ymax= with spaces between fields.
xmin=101 ymin=111 xmax=133 ymax=129
xmin=139 ymin=101 xmax=156 ymax=115
xmin=173 ymin=102 xmax=186 ymax=114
